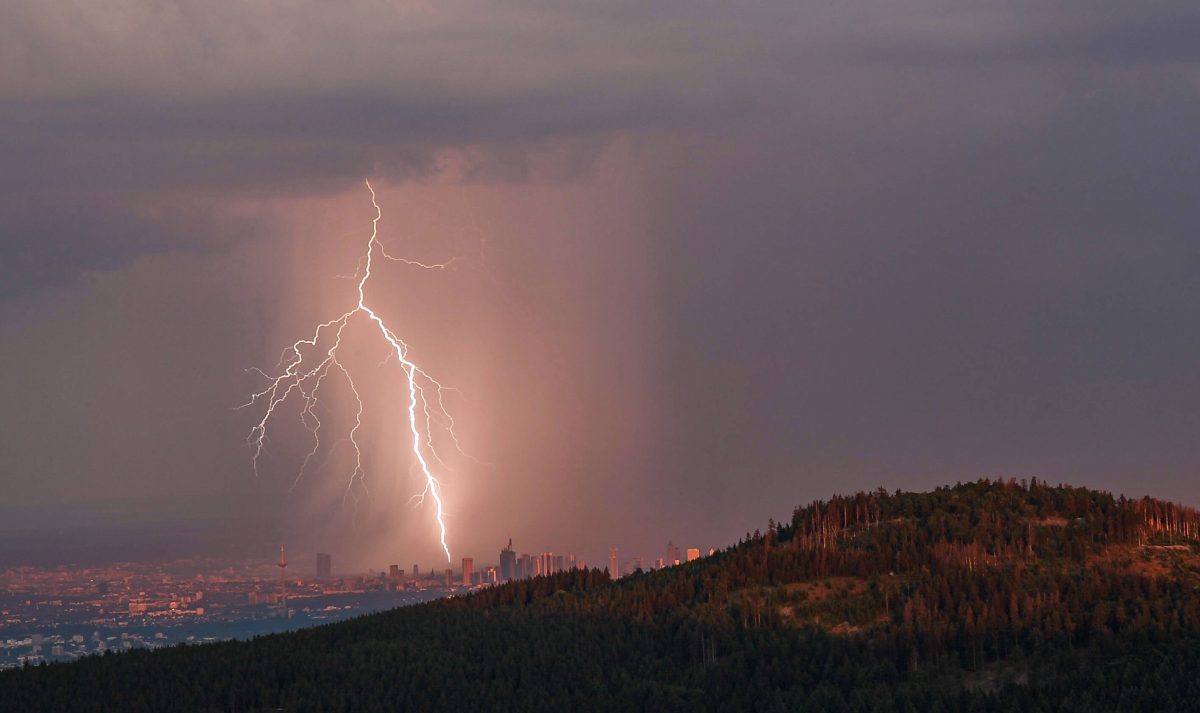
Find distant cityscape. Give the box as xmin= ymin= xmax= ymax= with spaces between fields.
xmin=453 ymin=538 xmax=710 ymax=587
xmin=0 ymin=538 xmax=711 ymax=670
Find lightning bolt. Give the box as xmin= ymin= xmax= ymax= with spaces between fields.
xmin=238 ymin=179 xmax=461 ymax=561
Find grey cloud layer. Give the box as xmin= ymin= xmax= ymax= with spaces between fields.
xmin=3 ymin=0 xmax=1198 ymax=330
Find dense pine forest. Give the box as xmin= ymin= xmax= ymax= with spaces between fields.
xmin=5 ymin=479 xmax=1200 ymax=712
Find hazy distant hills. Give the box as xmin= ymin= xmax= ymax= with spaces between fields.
xmin=5 ymin=479 xmax=1200 ymax=712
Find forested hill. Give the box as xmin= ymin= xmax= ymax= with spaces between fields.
xmin=6 ymin=479 xmax=1200 ymax=712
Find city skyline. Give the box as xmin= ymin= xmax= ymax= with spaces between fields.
xmin=297 ymin=535 xmax=716 ymax=584
xmin=6 ymin=527 xmax=720 ymax=672
xmin=0 ymin=530 xmax=713 ymax=669
xmin=0 ymin=554 xmax=462 ymax=670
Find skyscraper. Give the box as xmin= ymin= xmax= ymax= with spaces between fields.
xmin=666 ymin=541 xmax=681 ymax=566
xmin=517 ymin=553 xmax=531 ymax=579
xmin=461 ymin=557 xmax=473 ymax=585
xmin=316 ymin=552 xmax=332 ymax=580
xmin=499 ymin=539 xmax=516 ymax=581
xmin=277 ymin=545 xmax=289 ymax=618
xmin=609 ymin=547 xmax=619 ymax=578
xmin=686 ymin=548 xmax=701 ymax=562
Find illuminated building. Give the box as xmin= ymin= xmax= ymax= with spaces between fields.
xmin=461 ymin=558 xmax=473 ymax=585
xmin=686 ymin=548 xmax=700 ymax=562
xmin=609 ymin=548 xmax=619 ymax=578
xmin=667 ymin=541 xmax=681 ymax=566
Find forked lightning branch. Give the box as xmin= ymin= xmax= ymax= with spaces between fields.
xmin=238 ymin=180 xmax=462 ymax=561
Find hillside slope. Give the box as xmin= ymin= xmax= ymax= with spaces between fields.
xmin=5 ymin=479 xmax=1200 ymax=712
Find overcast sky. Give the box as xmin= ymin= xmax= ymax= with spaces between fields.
xmin=2 ymin=0 xmax=1199 ymax=570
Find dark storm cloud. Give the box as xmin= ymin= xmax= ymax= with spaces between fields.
xmin=3 ymin=0 xmax=1194 ymax=297
xmin=3 ymin=85 xmax=728 ymax=192
xmin=0 ymin=0 xmax=794 ymax=296
xmin=0 ymin=194 xmax=259 ymax=297
xmin=869 ymin=4 xmax=1200 ymax=66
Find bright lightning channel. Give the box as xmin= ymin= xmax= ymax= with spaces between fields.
xmin=238 ymin=180 xmax=462 ymax=561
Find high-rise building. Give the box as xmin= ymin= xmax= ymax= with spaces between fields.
xmin=566 ymin=554 xmax=577 ymax=570
xmin=540 ymin=552 xmax=554 ymax=576
xmin=654 ymin=557 xmax=665 ymax=570
xmin=517 ymin=553 xmax=532 ymax=579
xmin=461 ymin=557 xmax=473 ymax=585
xmin=608 ymin=547 xmax=619 ymax=578
xmin=500 ymin=539 xmax=516 ymax=581
xmin=686 ymin=548 xmax=701 ymax=562
xmin=667 ymin=541 xmax=681 ymax=566
xmin=316 ymin=552 xmax=332 ymax=580
xmin=277 ymin=545 xmax=289 ymax=618
xmin=412 ymin=564 xmax=420 ymax=580
xmin=388 ymin=564 xmax=401 ymax=581
xmin=554 ymin=555 xmax=565 ymax=573
xmin=444 ymin=569 xmax=453 ymax=587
